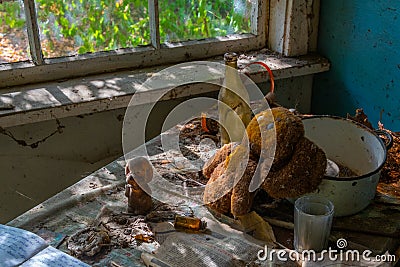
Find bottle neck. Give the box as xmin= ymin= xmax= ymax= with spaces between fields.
xmin=225 ymin=60 xmax=238 ymax=70
xmin=224 ymin=60 xmax=241 ymax=84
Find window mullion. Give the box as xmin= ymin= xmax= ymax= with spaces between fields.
xmin=251 ymin=0 xmax=267 ymax=44
xmin=250 ymin=0 xmax=259 ymax=35
xmin=23 ymin=0 xmax=44 ymax=65
xmin=148 ymin=0 xmax=160 ymax=49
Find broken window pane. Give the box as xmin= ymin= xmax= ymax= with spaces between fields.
xmin=159 ymin=0 xmax=252 ymax=43
xmin=35 ymin=0 xmax=150 ymax=58
xmin=0 ymin=0 xmax=29 ymax=63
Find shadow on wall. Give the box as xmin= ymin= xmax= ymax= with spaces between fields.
xmin=312 ymin=0 xmax=400 ymax=131
xmin=0 ymin=109 xmax=124 ymax=223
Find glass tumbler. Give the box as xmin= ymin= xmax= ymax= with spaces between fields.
xmin=294 ymin=195 xmax=334 ymax=252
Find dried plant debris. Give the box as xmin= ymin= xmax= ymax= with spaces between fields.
xmin=347 ymin=108 xmax=373 ymax=129
xmin=346 ymin=111 xmax=400 ymax=200
xmin=179 ymin=117 xmax=220 ymax=146
xmin=67 ymin=226 xmax=111 ymax=258
xmin=102 ymin=215 xmax=155 ymax=248
xmin=149 ymin=117 xmax=221 ymax=189
xmin=346 ymin=111 xmax=400 ymax=184
xmin=379 ymin=128 xmax=400 ymax=184
xmin=67 ymin=202 xmax=194 ymax=259
xmin=336 ymin=162 xmax=358 ymax=177
xmin=146 ymin=202 xmax=194 ymax=223
xmin=67 ymin=214 xmax=157 ymax=259
xmin=162 ymin=171 xmax=208 ymax=187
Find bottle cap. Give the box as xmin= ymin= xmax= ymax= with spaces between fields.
xmin=199 ymin=220 xmax=207 ymax=231
xmin=224 ymin=52 xmax=238 ymax=62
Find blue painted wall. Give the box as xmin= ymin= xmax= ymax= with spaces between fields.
xmin=312 ymin=1 xmax=400 ymax=131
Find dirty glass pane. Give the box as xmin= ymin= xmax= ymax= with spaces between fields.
xmin=159 ymin=0 xmax=252 ymax=43
xmin=0 ymin=0 xmax=29 ymax=63
xmin=35 ymin=0 xmax=150 ymax=58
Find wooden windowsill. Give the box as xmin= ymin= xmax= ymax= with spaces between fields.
xmin=0 ymin=51 xmax=329 ymax=128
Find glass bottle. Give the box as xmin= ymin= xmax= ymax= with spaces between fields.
xmin=218 ymin=52 xmax=252 ymax=145
xmin=174 ymin=215 xmax=207 ymax=231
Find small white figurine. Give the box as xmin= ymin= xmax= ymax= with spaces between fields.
xmin=125 ymin=157 xmax=153 ymax=215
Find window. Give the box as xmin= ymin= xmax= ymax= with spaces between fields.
xmin=0 ymin=0 xmax=29 ymax=63
xmin=0 ymin=0 xmax=267 ymax=87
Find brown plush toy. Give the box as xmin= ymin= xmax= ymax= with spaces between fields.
xmin=203 ymin=107 xmax=327 ymax=217
xmin=247 ymin=107 xmax=326 ymax=197
xmin=261 ymin=137 xmax=326 ymax=198
xmin=204 ymin=145 xmax=258 ymax=218
xmin=125 ymin=157 xmax=153 ymax=215
xmin=246 ymin=107 xmax=304 ymax=167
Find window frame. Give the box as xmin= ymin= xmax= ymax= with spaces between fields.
xmin=0 ymin=0 xmax=268 ymax=88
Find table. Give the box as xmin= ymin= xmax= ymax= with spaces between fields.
xmin=7 ymin=118 xmax=400 ymax=266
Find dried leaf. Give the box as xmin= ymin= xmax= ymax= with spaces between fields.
xmin=237 ymin=211 xmax=276 ymax=245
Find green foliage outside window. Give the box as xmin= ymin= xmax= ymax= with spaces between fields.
xmin=0 ymin=1 xmax=25 ymax=30
xmin=0 ymin=0 xmax=251 ymax=58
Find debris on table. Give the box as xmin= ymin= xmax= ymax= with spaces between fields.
xmin=346 ymin=110 xmax=400 ymax=203
xmin=379 ymin=126 xmax=400 ymax=184
xmin=67 ymin=226 xmax=111 ymax=258
xmin=102 ymin=214 xmax=155 ymax=247
xmin=347 ymin=108 xmax=374 ymax=129
xmin=237 ymin=211 xmax=276 ymax=245
xmin=148 ymin=217 xmax=284 ymax=267
xmin=147 ymin=117 xmax=218 ymax=189
xmin=346 ymin=110 xmax=399 ymax=184
xmin=67 ymin=206 xmax=158 ymax=259
xmin=377 ymin=125 xmax=400 ymax=204
xmin=146 ymin=202 xmax=194 ymax=223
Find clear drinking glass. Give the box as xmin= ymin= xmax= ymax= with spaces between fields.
xmin=294 ymin=195 xmax=334 ymax=252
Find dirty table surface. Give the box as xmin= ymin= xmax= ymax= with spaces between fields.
xmin=7 ymin=118 xmax=400 ymax=266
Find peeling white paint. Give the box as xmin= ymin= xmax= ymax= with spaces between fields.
xmin=0 ymin=53 xmax=329 ymax=128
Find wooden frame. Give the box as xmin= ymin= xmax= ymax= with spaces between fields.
xmin=23 ymin=0 xmax=43 ymax=65
xmin=0 ymin=0 xmax=268 ymax=88
xmin=268 ymin=0 xmax=320 ymax=56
